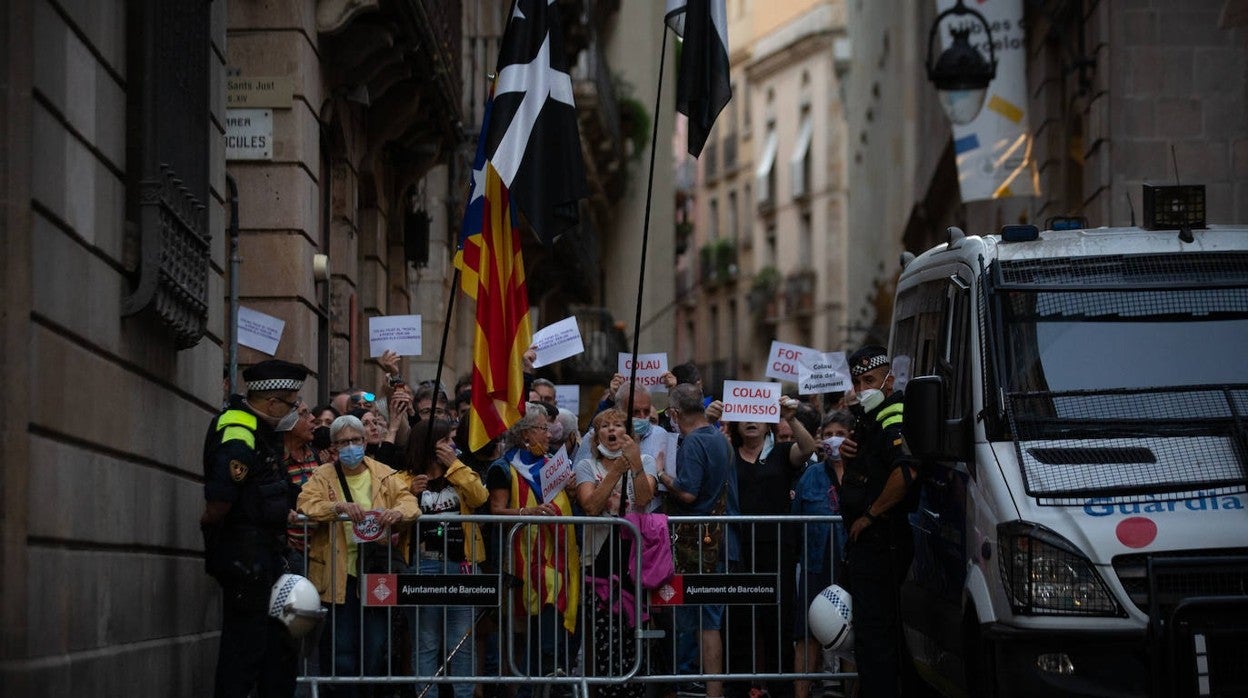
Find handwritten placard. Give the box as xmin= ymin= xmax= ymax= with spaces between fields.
xmin=618 ymin=352 xmax=669 ymax=393
xmin=539 ymin=445 xmax=574 ymax=504
xmin=797 ymin=351 xmax=850 ymax=394
xmin=720 ymin=380 xmax=782 ymax=423
xmin=368 ymin=315 xmax=422 ymax=357
xmin=555 ymin=385 xmax=580 ymax=415
xmin=764 ymin=341 xmax=820 ymax=383
xmin=237 ymin=306 xmax=285 ymax=355
xmin=531 ymin=317 xmax=584 ymax=368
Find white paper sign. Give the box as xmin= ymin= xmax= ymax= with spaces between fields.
xmin=891 ymin=355 xmax=912 ymax=393
xmin=531 ymin=317 xmax=584 ymax=368
xmin=797 ymin=351 xmax=850 ymax=394
xmin=368 ymin=315 xmax=422 ymax=357
xmin=540 ymin=445 xmax=575 ymax=504
xmin=765 ymin=341 xmax=820 ymax=383
xmin=720 ymin=380 xmax=782 ymax=423
xmin=618 ymin=352 xmax=670 ymax=393
xmin=237 ymin=306 xmax=285 ymax=355
xmin=555 ymin=385 xmax=580 ymax=415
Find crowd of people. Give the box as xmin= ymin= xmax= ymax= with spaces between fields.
xmin=200 ymin=345 xmax=924 ymax=698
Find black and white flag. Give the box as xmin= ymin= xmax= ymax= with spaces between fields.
xmin=666 ymin=0 xmax=732 ymax=158
xmin=487 ymin=0 xmax=588 ymax=245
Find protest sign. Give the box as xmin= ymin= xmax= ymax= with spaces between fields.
xmin=368 ymin=315 xmax=422 ymax=357
xmin=540 ymin=445 xmax=575 ymax=504
xmin=764 ymin=341 xmax=819 ymax=383
xmin=352 ymin=511 xmax=387 ymax=543
xmin=618 ymin=352 xmax=669 ymax=393
xmin=531 ymin=317 xmax=584 ymax=368
xmin=720 ymin=380 xmax=782 ymax=423
xmin=555 ymin=385 xmax=580 ymax=414
xmin=237 ymin=306 xmax=285 ymax=355
xmin=797 ymin=351 xmax=850 ymax=394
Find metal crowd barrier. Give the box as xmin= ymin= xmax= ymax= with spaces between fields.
xmin=287 ymin=513 xmax=856 ymax=697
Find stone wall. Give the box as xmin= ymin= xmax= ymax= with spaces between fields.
xmin=0 ymin=0 xmax=228 ymax=694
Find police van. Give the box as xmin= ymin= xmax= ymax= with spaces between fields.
xmin=892 ymin=188 xmax=1248 ymax=696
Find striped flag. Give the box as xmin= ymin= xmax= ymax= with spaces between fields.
xmin=456 ymin=85 xmax=534 ymax=452
xmin=666 ymin=0 xmax=732 ymax=158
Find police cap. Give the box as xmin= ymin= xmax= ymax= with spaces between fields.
xmin=848 ymin=345 xmax=889 ymax=377
xmin=243 ymin=360 xmax=307 ymax=392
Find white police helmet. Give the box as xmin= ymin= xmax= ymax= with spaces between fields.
xmin=808 ymin=584 xmax=854 ymax=650
xmin=269 ymin=573 xmax=326 ymax=638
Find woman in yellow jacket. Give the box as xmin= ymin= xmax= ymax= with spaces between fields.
xmin=400 ymin=418 xmax=490 ymax=698
xmin=297 ymin=414 xmax=419 ymax=695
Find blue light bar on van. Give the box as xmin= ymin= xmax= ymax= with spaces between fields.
xmin=1001 ymin=224 xmax=1040 ymax=242
xmin=1047 ymin=216 xmax=1087 ymax=231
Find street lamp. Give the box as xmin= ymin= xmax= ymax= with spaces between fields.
xmin=926 ymin=0 xmax=997 ymax=125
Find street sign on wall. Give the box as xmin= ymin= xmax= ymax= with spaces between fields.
xmin=225 ymin=109 xmax=273 ymax=160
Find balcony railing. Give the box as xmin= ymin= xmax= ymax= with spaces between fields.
xmin=785 ymin=269 xmax=817 ymax=316
xmin=699 ymin=239 xmax=738 ymax=288
xmin=703 ymin=140 xmax=718 ymax=181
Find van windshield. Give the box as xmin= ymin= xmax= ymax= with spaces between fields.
xmin=999 ymin=288 xmax=1248 ymax=394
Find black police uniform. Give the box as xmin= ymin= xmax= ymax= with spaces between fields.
xmin=202 ymin=393 xmax=299 ymax=697
xmin=839 ymin=391 xmax=921 ymax=698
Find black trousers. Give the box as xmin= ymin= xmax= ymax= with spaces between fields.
xmin=844 ymin=526 xmax=918 ymax=698
xmin=215 ymin=588 xmax=299 ymax=698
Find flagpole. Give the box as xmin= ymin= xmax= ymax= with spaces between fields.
xmin=625 ymin=24 xmax=671 ymax=429
xmin=423 ymin=267 xmax=461 ymax=462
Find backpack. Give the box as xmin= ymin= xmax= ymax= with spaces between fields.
xmin=623 ymin=512 xmax=675 ymax=590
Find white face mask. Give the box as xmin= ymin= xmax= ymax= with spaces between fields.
xmin=857 ymin=389 xmax=885 ymax=413
xmin=822 ymin=435 xmax=846 ymax=460
xmin=597 ymin=443 xmax=623 ymax=459
xmin=274 ymin=407 xmax=301 ymax=432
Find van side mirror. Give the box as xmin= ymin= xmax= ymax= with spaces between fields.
xmin=903 ymin=376 xmax=944 ymax=458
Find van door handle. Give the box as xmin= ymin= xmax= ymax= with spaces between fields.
xmin=921 ymin=508 xmax=941 ymax=523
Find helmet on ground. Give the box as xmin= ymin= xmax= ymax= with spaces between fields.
xmin=269 ymin=573 xmax=326 ymax=638
xmin=808 ymin=584 xmax=854 ymax=650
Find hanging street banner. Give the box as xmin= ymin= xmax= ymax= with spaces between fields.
xmin=936 ymin=0 xmax=1039 ymax=202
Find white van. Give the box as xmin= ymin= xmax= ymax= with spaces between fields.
xmin=892 ymin=206 xmax=1248 ymax=696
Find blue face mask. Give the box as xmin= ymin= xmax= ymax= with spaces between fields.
xmin=632 ymin=418 xmax=652 ymax=439
xmin=338 ymin=443 xmax=366 ymax=466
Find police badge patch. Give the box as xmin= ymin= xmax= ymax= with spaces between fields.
xmin=229 ymin=459 xmax=249 ymax=482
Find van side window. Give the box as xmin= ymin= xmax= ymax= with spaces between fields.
xmin=943 ymin=277 xmax=972 ymax=423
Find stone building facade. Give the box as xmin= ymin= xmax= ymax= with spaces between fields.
xmin=844 ymin=0 xmax=1248 ymax=345
xmin=0 ymin=0 xmax=670 ymax=692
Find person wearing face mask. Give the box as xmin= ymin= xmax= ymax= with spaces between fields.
xmin=837 ymin=345 xmax=923 ymax=698
xmin=574 ymin=382 xmax=674 ymax=513
xmin=297 ymin=414 xmax=419 ymax=697
xmin=573 ymin=408 xmax=655 ymax=698
xmin=401 ymin=418 xmax=490 ymax=698
xmin=486 ymin=404 xmax=581 ymax=698
xmin=200 ymin=359 xmax=309 ymax=698
xmin=283 ymin=400 xmax=326 ymax=574
xmin=723 ymin=397 xmax=817 ymax=698
xmin=791 ymin=410 xmax=856 ymax=698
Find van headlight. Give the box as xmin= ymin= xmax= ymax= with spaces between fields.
xmin=998 ymin=521 xmax=1123 ymax=617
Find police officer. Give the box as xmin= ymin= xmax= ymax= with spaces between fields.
xmin=838 ymin=346 xmax=923 ymax=698
xmin=201 ymin=359 xmax=307 ymax=697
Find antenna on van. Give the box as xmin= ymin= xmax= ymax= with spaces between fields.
xmin=1125 ymin=192 xmax=1136 ymax=227
xmin=1171 ymin=144 xmax=1194 ymax=243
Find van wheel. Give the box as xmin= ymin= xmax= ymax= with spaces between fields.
xmin=963 ymin=614 xmax=998 ymax=698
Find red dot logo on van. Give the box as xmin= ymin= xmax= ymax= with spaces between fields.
xmin=1116 ymin=517 xmax=1157 ymax=548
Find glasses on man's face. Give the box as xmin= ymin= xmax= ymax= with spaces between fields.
xmin=333 ymin=436 xmax=365 ymax=448
xmin=418 ymin=406 xmax=450 ymax=419
xmin=272 ymin=396 xmax=301 ymax=411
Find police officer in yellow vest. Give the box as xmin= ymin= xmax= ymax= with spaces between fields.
xmin=201 ymin=359 xmax=307 ymax=697
xmin=838 ymin=345 xmax=925 ymax=698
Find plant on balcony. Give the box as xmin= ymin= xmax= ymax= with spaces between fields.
xmin=749 ymin=265 xmax=781 ymax=322
xmin=616 ymin=94 xmax=648 ymax=161
xmin=712 ymin=238 xmax=737 ymax=281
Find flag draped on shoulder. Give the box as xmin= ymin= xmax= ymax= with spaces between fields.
xmin=665 ymin=0 xmax=732 ymax=158
xmin=456 ymin=83 xmax=534 ymax=453
xmin=486 ymin=0 xmax=587 ymax=245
